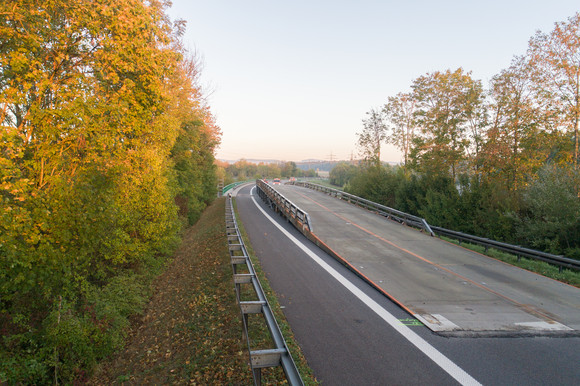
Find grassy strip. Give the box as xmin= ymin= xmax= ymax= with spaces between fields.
xmin=441 ymin=236 xmax=580 ymax=288
xmin=233 ymin=199 xmax=319 ymax=385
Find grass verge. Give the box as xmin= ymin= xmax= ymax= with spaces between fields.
xmin=441 ymin=236 xmax=580 ymax=288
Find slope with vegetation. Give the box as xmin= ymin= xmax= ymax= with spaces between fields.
xmin=88 ymin=198 xmax=251 ymax=384
xmin=1 ymin=1 xmax=219 ymax=383
xmin=88 ymin=197 xmax=316 ymax=384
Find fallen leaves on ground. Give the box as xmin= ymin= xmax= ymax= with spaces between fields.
xmin=88 ymin=199 xmax=253 ymax=385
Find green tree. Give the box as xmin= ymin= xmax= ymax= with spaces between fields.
xmin=518 ymin=164 xmax=580 ymax=256
xmin=454 ymin=174 xmax=519 ymax=241
xmin=329 ymin=161 xmax=358 ymax=187
xmin=172 ymin=119 xmax=218 ymax=224
xmin=346 ymin=164 xmax=401 ymax=208
xmin=410 ymin=68 xmax=486 ymax=179
xmin=357 ymin=107 xmax=387 ymax=168
xmin=383 ymin=92 xmax=416 ymax=173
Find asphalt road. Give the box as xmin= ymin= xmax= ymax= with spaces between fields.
xmin=234 ymin=183 xmax=580 ymax=385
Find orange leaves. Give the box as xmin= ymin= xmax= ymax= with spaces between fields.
xmin=527 ymin=12 xmax=580 ymax=168
xmin=1 ymin=0 xmax=224 ymax=380
xmin=0 ymin=1 xmax=220 ymax=382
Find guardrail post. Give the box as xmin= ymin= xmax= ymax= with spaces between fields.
xmin=253 ymin=368 xmax=263 ymax=386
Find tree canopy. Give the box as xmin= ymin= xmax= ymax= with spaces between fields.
xmin=357 ymin=107 xmax=387 ymax=168
xmin=359 ymin=12 xmax=580 ymax=185
xmin=1 ymin=1 xmax=220 ymax=383
xmin=350 ymin=12 xmax=580 ymax=262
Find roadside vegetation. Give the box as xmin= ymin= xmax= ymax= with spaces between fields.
xmin=332 ymin=12 xmax=580 ymax=263
xmin=330 ymin=162 xmax=579 ymax=262
xmin=1 ymin=1 xmax=218 ymax=383
xmin=440 ymin=237 xmax=580 ymax=288
xmin=323 ymin=172 xmax=580 ymax=286
xmin=88 ymin=198 xmax=316 ymax=384
xmin=88 ymin=198 xmax=251 ymax=384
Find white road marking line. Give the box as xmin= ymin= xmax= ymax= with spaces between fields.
xmin=250 ymin=187 xmax=481 ymax=385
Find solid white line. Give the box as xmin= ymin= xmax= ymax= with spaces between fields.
xmin=249 ymin=187 xmax=481 ymax=386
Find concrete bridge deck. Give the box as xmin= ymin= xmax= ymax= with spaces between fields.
xmin=272 ymin=184 xmax=580 ymax=336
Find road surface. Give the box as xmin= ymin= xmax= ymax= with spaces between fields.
xmin=233 ymin=183 xmax=580 ymax=385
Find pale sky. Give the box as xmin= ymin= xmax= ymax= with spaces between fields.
xmin=166 ymin=1 xmax=579 ymax=163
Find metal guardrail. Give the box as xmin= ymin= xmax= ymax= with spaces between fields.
xmin=431 ymin=226 xmax=580 ymax=272
xmin=290 ymin=181 xmax=434 ymax=236
xmin=256 ymin=180 xmax=313 ymax=233
xmin=290 ymin=181 xmax=580 ymax=272
xmin=225 ymin=196 xmax=303 ymax=386
xmin=223 ymin=181 xmax=251 ymax=195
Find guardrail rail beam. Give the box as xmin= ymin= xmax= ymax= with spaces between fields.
xmin=225 ymin=196 xmax=304 ymax=386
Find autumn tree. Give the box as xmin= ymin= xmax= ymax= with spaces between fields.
xmin=170 ymin=54 xmax=221 ymax=225
xmin=350 ymin=12 xmax=580 ymax=260
xmin=410 ymin=68 xmax=486 ymax=179
xmin=383 ymin=92 xmax=416 ymax=173
xmin=281 ymin=161 xmax=298 ymax=177
xmin=480 ymin=57 xmax=545 ymax=191
xmin=357 ymin=107 xmax=387 ymax=168
xmin=528 ymin=12 xmax=580 ymax=169
xmin=0 ymin=1 xmax=220 ymax=383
